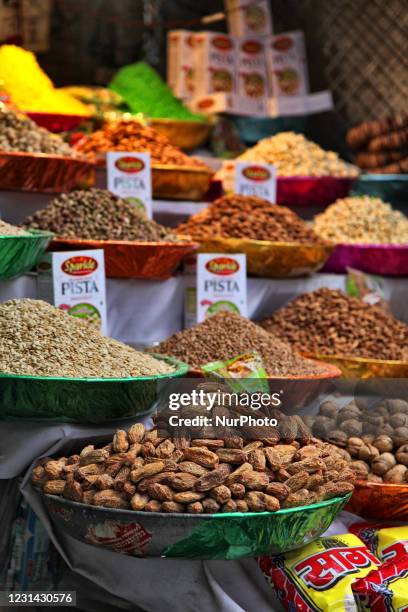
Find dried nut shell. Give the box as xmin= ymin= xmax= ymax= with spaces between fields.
xmin=130 ymin=461 xmax=165 ymax=483
xmin=226 ymin=462 xmax=253 ymax=485
xmin=350 ymin=460 xmax=370 ymax=479
xmin=147 ymin=483 xmax=174 ymax=502
xmin=173 ymin=491 xmax=205 ymax=504
xmin=112 ymin=430 xmax=129 ymax=453
xmin=194 ymin=464 xmax=231 ymax=492
xmin=95 ymin=474 xmax=114 ymax=490
xmin=191 ymin=439 xmax=225 ymax=450
xmin=210 ymin=485 xmax=231 ymax=504
xmin=236 ymin=500 xmax=249 ymax=512
xmin=287 ymin=458 xmax=325 ymax=475
xmin=144 ymin=500 xmax=161 ymax=512
xmin=372 ymin=435 xmax=393 ymax=453
xmin=264 ymin=445 xmax=297 ymax=470
xmin=383 ymin=464 xmax=407 ymax=483
xmin=31 ymin=465 xmax=46 ymax=486
xmin=317 ymin=482 xmax=354 ymax=500
xmin=178 ymin=461 xmax=209 ymax=477
xmin=216 ymin=449 xmax=246 ymax=464
xmin=229 ymin=483 xmax=246 ymax=499
xmin=113 ymin=466 xmax=131 ymax=490
xmin=79 ymin=449 xmax=109 ymax=466
xmin=162 ymin=501 xmax=184 ymax=513
xmin=396 ymin=444 xmax=408 ymax=465
xmin=170 ymin=472 xmax=198 ymax=491
xmin=285 ymin=470 xmax=309 ymax=492
xmin=247 ymin=448 xmax=266 ymax=471
xmin=128 ymin=423 xmax=145 ymax=444
xmin=264 ymin=482 xmax=290 ymax=500
xmin=142 ymin=442 xmax=156 ymax=458
xmin=183 ymin=447 xmax=219 ymax=469
xmin=44 ymin=461 xmax=64 ymax=479
xmin=187 ymin=501 xmax=204 ymax=514
xmin=222 ymin=500 xmax=237 ymax=512
xmin=43 ymin=479 xmax=66 ymax=495
xmin=295 ymin=445 xmax=322 ymax=461
xmin=130 ymin=492 xmax=149 ymax=510
xmin=372 ymin=453 xmax=396 ymax=476
xmin=202 ymin=498 xmax=221 ymax=513
xmin=155 ymin=439 xmax=175 ymax=458
xmin=245 ymin=491 xmax=280 ymax=512
xmin=63 ymin=480 xmax=83 ymax=503
xmin=243 ymin=441 xmax=263 ymax=452
xmin=236 ymin=470 xmax=269 ymax=490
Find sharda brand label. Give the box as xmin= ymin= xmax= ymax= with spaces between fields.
xmin=37 ymin=249 xmax=108 ymax=334
xmin=196 ymin=253 xmax=247 ymax=322
xmin=235 ymin=161 xmax=276 ymax=202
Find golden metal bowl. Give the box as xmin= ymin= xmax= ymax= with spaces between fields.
xmin=304 ymin=353 xmax=408 ymax=379
xmin=152 ymin=164 xmax=214 ymax=201
xmin=196 ymin=237 xmax=334 ymax=278
xmin=150 ymin=118 xmax=212 ymax=151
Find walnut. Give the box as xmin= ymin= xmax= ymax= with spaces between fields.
xmin=386 ymin=399 xmax=408 ymax=415
xmin=326 ymin=430 xmax=348 ymax=447
xmin=342 ymin=419 xmax=362 ymax=437
xmin=393 ymin=427 xmax=408 ymax=447
xmin=372 ymin=452 xmax=396 ymax=475
xmin=390 ymin=413 xmax=408 ymax=428
xmin=350 ymin=460 xmax=369 ymax=479
xmin=319 ymin=401 xmax=338 ymax=419
xmin=395 ymin=444 xmax=408 ymax=466
xmin=367 ymin=474 xmax=383 ymax=483
xmin=372 ymin=404 xmax=389 ymax=418
xmin=346 ymin=437 xmax=365 ymax=457
xmin=312 ymin=416 xmax=334 ymax=437
xmin=383 ymin=464 xmax=407 ymax=483
xmin=358 ymin=444 xmax=380 ymax=462
xmin=372 ymin=435 xmax=393 ymax=454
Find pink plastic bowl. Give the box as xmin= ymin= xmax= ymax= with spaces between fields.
xmin=277 ymin=176 xmax=355 ymax=207
xmin=323 ymin=243 xmax=408 ymax=276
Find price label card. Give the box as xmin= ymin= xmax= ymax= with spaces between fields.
xmin=107 ymin=151 xmax=152 ymax=217
xmin=235 ymin=161 xmax=277 ymax=202
xmin=196 ymin=253 xmax=247 ymax=323
xmin=37 ymin=249 xmax=108 ymax=334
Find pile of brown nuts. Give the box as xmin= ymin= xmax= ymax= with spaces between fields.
xmin=76 ymin=119 xmax=207 ymax=168
xmin=177 ymin=194 xmax=325 ymax=243
xmin=261 ymin=288 xmax=408 ymax=361
xmin=0 ymin=109 xmax=80 ymax=157
xmin=304 ymin=398 xmax=408 ymax=483
xmin=32 ymin=414 xmax=354 ymax=514
xmin=23 ymin=188 xmax=178 ymax=242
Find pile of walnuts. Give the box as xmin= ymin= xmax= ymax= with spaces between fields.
xmin=304 ymin=398 xmax=408 ymax=483
xmin=32 ymin=418 xmax=354 ymax=514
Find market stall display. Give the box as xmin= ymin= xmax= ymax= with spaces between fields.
xmin=0 ymin=220 xmax=53 ymax=280
xmin=305 ymin=397 xmax=408 ymax=520
xmin=0 ymin=299 xmax=187 ymax=421
xmin=218 ymin=132 xmax=359 ymax=206
xmin=23 ymin=188 xmax=196 ymax=279
xmin=177 ymin=194 xmax=333 ymax=277
xmin=0 ymin=45 xmax=90 ymax=118
xmin=0 ymin=110 xmax=94 ymax=192
xmin=347 ymin=114 xmax=408 ymax=174
xmin=32 ymin=412 xmax=352 ymax=558
xmin=152 ymin=311 xmax=339 ymax=378
xmin=76 ymin=120 xmax=213 ymax=200
xmin=314 ymin=196 xmax=408 ymax=275
xmin=261 ymin=288 xmax=408 ymax=377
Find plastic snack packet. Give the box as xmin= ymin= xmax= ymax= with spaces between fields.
xmin=258 ymin=533 xmax=380 ymax=611
xmin=350 ymin=522 xmax=408 ymax=562
xmin=202 ymin=351 xmax=269 ymax=393
xmin=352 ymin=554 xmax=408 ymax=610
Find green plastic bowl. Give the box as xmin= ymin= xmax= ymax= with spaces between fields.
xmin=42 ymin=492 xmax=351 ymax=559
xmin=0 ymin=229 xmax=54 ymax=280
xmin=0 ymin=355 xmax=188 ymax=422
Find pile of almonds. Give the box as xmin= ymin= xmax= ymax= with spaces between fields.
xmin=32 ymin=416 xmax=354 ymax=514
xmin=304 ymin=398 xmax=408 ymax=484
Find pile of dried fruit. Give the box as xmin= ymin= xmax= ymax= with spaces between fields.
xmin=238 ymin=132 xmax=359 ymax=177
xmin=33 ymin=410 xmax=354 ymax=513
xmin=23 ymin=189 xmax=178 ymax=242
xmin=0 ymin=299 xmax=175 ymax=378
xmin=313 ymin=196 xmax=408 ymax=244
xmin=261 ymin=288 xmax=408 ymax=361
xmin=75 ymin=119 xmax=207 ymax=168
xmin=152 ymin=312 xmax=328 ymax=377
xmin=347 ymin=114 xmax=408 ymax=174
xmin=0 ymin=219 xmax=29 ymax=236
xmin=304 ymin=398 xmax=408 ymax=483
xmin=177 ymin=194 xmax=325 ymax=243
xmin=0 ymin=109 xmax=80 ymax=156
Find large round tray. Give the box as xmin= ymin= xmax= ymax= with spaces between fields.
xmin=346 ymin=481 xmax=408 ymax=521
xmin=149 ymin=118 xmax=212 ymax=151
xmin=304 ymin=353 xmax=408 ymax=379
xmin=42 ymin=492 xmax=350 ymax=559
xmin=0 ymin=151 xmax=95 ymax=193
xmin=322 ymin=243 xmax=408 ymax=276
xmin=0 ymin=229 xmax=53 ymax=280
xmin=26 ymin=112 xmax=88 ymax=133
xmin=277 ymin=176 xmax=356 ymax=207
xmin=197 ymin=237 xmax=334 ymax=278
xmin=0 ymin=356 xmax=188 ymax=422
xmin=49 ymin=238 xmax=197 ymax=280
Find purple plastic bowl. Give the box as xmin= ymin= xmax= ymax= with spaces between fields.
xmin=322 ymin=243 xmax=408 ymax=276
xmin=277 ymin=176 xmax=356 ymax=208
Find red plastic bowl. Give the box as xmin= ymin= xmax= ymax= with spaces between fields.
xmin=323 ymin=243 xmax=408 ymax=276
xmin=277 ymin=176 xmax=355 ymax=207
xmin=26 ymin=112 xmax=87 ymax=133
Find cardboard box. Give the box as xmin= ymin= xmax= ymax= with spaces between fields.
xmin=266 ymin=30 xmax=309 ymax=97
xmin=237 ymin=37 xmax=270 ymax=99
xmin=193 ymin=31 xmax=237 ymax=97
xmin=167 ymin=30 xmax=196 ymax=99
xmin=189 ymin=92 xmax=266 ymax=117
xmin=225 ymin=0 xmax=273 ymax=38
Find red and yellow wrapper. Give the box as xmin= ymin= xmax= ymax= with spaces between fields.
xmin=259 ymin=533 xmax=380 ymax=611
xmin=352 ymin=554 xmax=408 ymax=611
xmin=350 ymin=522 xmax=408 ymax=563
